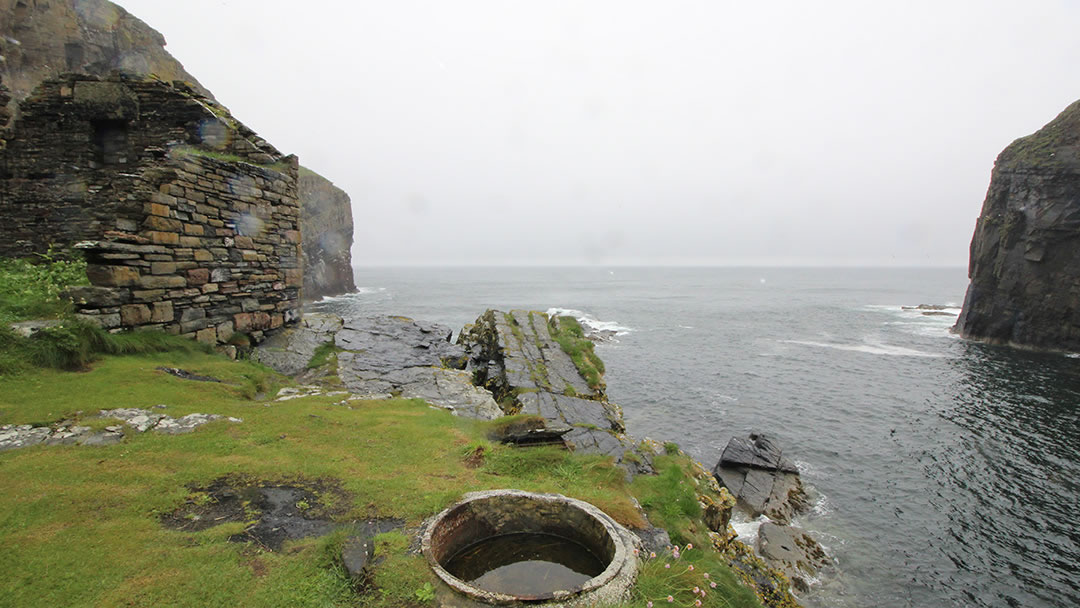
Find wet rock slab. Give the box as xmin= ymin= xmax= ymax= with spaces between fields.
xmin=712 ymin=432 xmax=807 ymax=524
xmin=256 ymin=314 xmax=501 ymax=420
xmin=756 ymin=522 xmax=830 ymax=593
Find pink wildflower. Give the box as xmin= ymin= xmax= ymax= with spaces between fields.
xmin=703 ymin=572 xmax=709 ymax=579
xmin=649 ymin=551 xmax=656 ymax=558
xmin=686 ymin=543 xmax=693 ymax=549
xmin=647 ymin=602 xmax=653 ymax=608
xmin=667 ymin=596 xmax=674 ymax=603
xmin=710 ymin=581 xmax=717 ymax=589
xmin=688 ymin=565 xmax=694 ymax=571
xmin=665 ymin=563 xmax=671 ymax=569
xmin=693 ymin=587 xmax=700 ymax=594
xmin=695 ymin=600 xmax=702 ymax=607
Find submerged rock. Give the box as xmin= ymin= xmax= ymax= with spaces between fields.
xmin=955 ymin=99 xmax=1080 ymax=351
xmin=756 ymin=522 xmax=830 ymax=594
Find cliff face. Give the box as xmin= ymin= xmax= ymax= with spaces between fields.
xmin=1 ymin=0 xmax=356 ymax=299
xmin=955 ymin=100 xmax=1080 ymax=351
xmin=299 ymin=169 xmax=356 ymax=300
xmin=0 ymin=0 xmax=211 ymax=125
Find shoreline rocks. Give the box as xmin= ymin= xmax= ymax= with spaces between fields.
xmin=713 ymin=432 xmax=829 ymax=597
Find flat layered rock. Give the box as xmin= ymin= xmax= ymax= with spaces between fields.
xmin=334 ymin=316 xmax=465 ymax=373
xmin=713 ymin=433 xmax=808 ymax=524
xmin=256 ymin=313 xmax=344 ymax=376
xmin=460 ymin=309 xmax=651 ymax=475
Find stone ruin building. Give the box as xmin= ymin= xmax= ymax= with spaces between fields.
xmin=0 ymin=72 xmax=302 ymax=345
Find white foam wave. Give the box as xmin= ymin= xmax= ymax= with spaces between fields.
xmin=810 ymin=493 xmax=834 ymax=517
xmin=731 ymin=514 xmax=771 ymax=544
xmin=355 ymin=286 xmax=387 ymax=295
xmin=781 ymin=339 xmax=946 ymax=358
xmin=1067 ymin=353 xmax=1080 ymax=359
xmin=546 ymin=307 xmax=634 ymax=335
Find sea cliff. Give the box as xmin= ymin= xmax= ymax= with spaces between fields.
xmin=955 ymin=99 xmax=1080 ymax=351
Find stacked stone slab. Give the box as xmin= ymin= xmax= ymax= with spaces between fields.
xmin=0 ymin=73 xmax=302 ymax=344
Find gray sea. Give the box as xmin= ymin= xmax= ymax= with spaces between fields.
xmin=311 ymin=266 xmax=1080 ymax=608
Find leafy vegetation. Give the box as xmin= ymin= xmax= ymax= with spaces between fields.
xmin=0 ymin=250 xmax=87 ymax=324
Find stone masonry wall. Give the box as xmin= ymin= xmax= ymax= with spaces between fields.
xmin=0 ymin=73 xmax=302 ymax=344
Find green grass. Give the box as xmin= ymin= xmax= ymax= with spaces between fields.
xmin=307 ymin=341 xmax=342 ymax=370
xmin=550 ymin=316 xmax=606 ymax=390
xmin=0 ymin=348 xmax=666 ymax=607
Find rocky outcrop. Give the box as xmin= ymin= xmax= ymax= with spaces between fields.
xmin=713 ymin=433 xmax=808 ymax=524
xmin=256 ymin=314 xmax=502 ymax=420
xmin=1 ymin=0 xmax=356 ymax=300
xmin=0 ymin=0 xmax=210 ymax=126
xmin=299 ymin=169 xmax=356 ymax=300
xmin=459 ymin=310 xmax=652 ymax=475
xmin=955 ymin=100 xmax=1080 ymax=351
xmin=713 ymin=433 xmax=829 ymax=598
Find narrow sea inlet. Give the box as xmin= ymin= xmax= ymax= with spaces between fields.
xmin=316 ymin=266 xmax=1080 ymax=608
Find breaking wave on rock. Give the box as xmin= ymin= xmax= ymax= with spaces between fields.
xmin=546 ymin=307 xmax=634 ymax=341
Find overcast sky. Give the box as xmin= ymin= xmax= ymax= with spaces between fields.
xmin=118 ymin=0 xmax=1079 ymax=267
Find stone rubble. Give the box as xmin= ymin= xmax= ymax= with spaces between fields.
xmin=0 ymin=407 xmax=241 ymax=452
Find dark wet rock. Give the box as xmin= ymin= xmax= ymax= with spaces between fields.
xmin=490 ymin=416 xmax=573 ymax=446
xmin=713 ymin=433 xmax=809 ymax=524
xmin=956 ymin=99 xmax=1080 ymax=351
xmin=756 ymin=522 xmax=830 ymax=594
xmin=335 ymin=316 xmax=465 ymax=373
xmin=922 ymin=311 xmax=955 ymax=317
xmin=231 ymin=487 xmax=337 ymax=550
xmin=157 ymin=367 xmax=220 ymax=383
xmin=633 ymin=526 xmax=672 ymax=557
xmin=902 ymin=304 xmax=949 ymax=311
xmin=341 ymin=535 xmax=375 ymax=587
xmin=161 ymin=476 xmax=386 ymax=553
xmin=719 ymin=432 xmax=798 ymax=473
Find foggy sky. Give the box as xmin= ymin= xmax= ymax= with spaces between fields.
xmin=118 ymin=0 xmax=1080 ymax=267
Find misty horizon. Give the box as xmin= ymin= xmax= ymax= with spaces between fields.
xmin=118 ymin=0 xmax=1080 ymax=268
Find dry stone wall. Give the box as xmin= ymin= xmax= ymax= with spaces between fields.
xmin=0 ymin=73 xmax=302 ymax=344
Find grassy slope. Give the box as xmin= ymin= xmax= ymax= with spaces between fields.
xmin=0 ymin=258 xmax=765 ymax=608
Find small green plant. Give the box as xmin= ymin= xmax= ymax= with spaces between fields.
xmin=307 ymin=340 xmax=341 ymax=370
xmin=414 ymin=582 xmax=435 ymax=603
xmin=295 ymin=499 xmax=311 ymax=511
xmin=549 ymin=316 xmax=605 ymax=390
xmin=628 ymin=544 xmax=762 ymax=608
